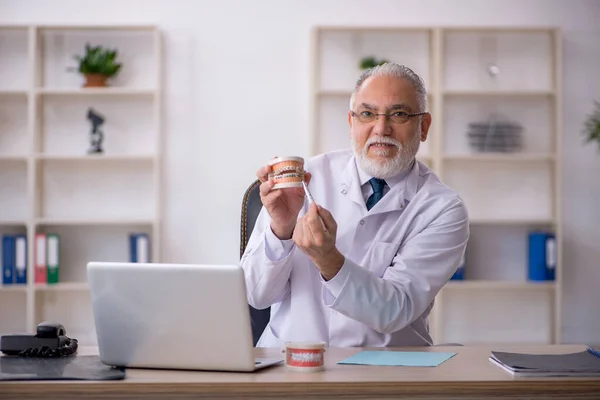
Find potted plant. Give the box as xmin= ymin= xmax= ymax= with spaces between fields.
xmin=359 ymin=56 xmax=390 ymax=70
xmin=583 ymin=100 xmax=600 ymax=152
xmin=72 ymin=43 xmax=123 ymax=88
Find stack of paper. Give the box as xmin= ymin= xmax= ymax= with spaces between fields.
xmin=489 ymin=347 xmax=600 ymax=377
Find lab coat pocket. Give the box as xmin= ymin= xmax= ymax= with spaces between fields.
xmin=365 ymin=241 xmax=399 ymax=278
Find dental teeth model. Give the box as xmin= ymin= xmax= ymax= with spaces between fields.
xmin=268 ymin=156 xmax=305 ymax=189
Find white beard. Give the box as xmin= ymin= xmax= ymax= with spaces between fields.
xmin=351 ymin=127 xmax=421 ymax=179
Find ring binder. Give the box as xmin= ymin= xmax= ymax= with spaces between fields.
xmin=586 ymin=346 xmax=600 ymax=359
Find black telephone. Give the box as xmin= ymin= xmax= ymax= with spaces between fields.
xmin=0 ymin=322 xmax=78 ymax=357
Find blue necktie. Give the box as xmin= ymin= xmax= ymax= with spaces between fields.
xmin=366 ymin=178 xmax=387 ymax=211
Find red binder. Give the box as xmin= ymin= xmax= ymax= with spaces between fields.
xmin=34 ymin=233 xmax=47 ymax=284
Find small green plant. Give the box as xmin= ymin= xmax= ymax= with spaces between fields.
xmin=73 ymin=43 xmax=122 ymax=78
xmin=583 ymin=100 xmax=600 ymax=151
xmin=359 ymin=56 xmax=390 ymax=70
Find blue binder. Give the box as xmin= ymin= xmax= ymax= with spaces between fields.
xmin=451 ymin=250 xmax=466 ymax=280
xmin=129 ymin=233 xmax=150 ymax=263
xmin=14 ymin=234 xmax=27 ymax=284
xmin=2 ymin=235 xmax=15 ymax=285
xmin=528 ymin=232 xmax=556 ymax=281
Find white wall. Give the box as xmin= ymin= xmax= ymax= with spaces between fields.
xmin=2 ymin=0 xmax=598 ymax=343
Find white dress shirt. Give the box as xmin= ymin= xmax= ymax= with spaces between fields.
xmin=241 ymin=149 xmax=469 ymax=347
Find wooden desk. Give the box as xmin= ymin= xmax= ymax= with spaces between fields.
xmin=2 ymin=345 xmax=599 ymax=399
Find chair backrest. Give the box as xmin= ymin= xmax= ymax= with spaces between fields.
xmin=240 ymin=179 xmax=262 ymax=258
xmin=239 ymin=179 xmax=271 ymax=346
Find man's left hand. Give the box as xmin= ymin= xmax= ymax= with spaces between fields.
xmin=293 ymin=203 xmax=345 ymax=281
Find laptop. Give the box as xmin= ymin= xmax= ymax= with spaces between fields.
xmin=86 ymin=261 xmax=283 ymax=372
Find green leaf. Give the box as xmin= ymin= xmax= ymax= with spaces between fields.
xmin=70 ymin=44 xmax=123 ymax=78
xmin=582 ymin=100 xmax=600 ymax=152
xmin=359 ymin=56 xmax=390 ymax=70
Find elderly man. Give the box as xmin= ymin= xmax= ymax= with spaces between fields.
xmin=241 ymin=63 xmax=469 ymax=347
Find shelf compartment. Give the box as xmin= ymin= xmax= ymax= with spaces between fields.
xmin=0 ymin=27 xmax=29 ymax=91
xmin=38 ymin=160 xmax=154 ymax=220
xmin=35 ymin=290 xmax=97 ymax=345
xmin=0 ymin=94 xmax=29 ymax=156
xmin=39 ymin=27 xmax=157 ymax=90
xmin=40 ymin=95 xmax=156 ymax=156
xmin=34 ymin=224 xmax=152 ymax=284
xmin=0 ymin=160 xmax=28 ymax=221
xmin=443 ymin=160 xmax=553 ymax=222
xmin=317 ymin=29 xmax=432 ymax=92
xmin=0 ymin=289 xmax=27 ymax=336
xmin=443 ymin=30 xmax=554 ymax=92
xmin=439 ymin=289 xmax=553 ymax=344
xmin=443 ymin=95 xmax=554 ymax=155
xmin=460 ymin=224 xmax=555 ymax=282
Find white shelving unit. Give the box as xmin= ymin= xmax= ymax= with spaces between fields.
xmin=311 ymin=26 xmax=562 ymax=345
xmin=0 ymin=25 xmax=162 ymax=345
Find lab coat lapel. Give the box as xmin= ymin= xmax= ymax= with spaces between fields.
xmin=340 ymin=157 xmax=366 ymax=209
xmin=367 ymin=160 xmax=420 ymax=216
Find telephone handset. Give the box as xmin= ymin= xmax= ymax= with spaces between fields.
xmin=0 ymin=321 xmax=78 ymax=357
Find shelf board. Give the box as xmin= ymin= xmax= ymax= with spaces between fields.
xmin=317 ymin=89 xmax=353 ymax=97
xmin=444 ymin=281 xmax=556 ymax=290
xmin=35 ymin=218 xmax=155 ymax=226
xmin=317 ymin=89 xmax=434 ymax=98
xmin=442 ymin=26 xmax=558 ymax=33
xmin=444 ymin=90 xmax=554 ymax=97
xmin=37 ymin=24 xmax=157 ymax=31
xmin=316 ymin=26 xmax=432 ymax=33
xmin=469 ymin=218 xmax=555 ymax=225
xmin=444 ymin=154 xmax=555 ymax=162
xmin=35 ymin=282 xmax=89 ymax=291
xmin=0 ymin=155 xmax=28 ymax=162
xmin=0 ymin=220 xmax=28 ymax=226
xmin=36 ymin=154 xmax=155 ymax=162
xmin=0 ymin=285 xmax=28 ymax=292
xmin=37 ymin=87 xmax=156 ymax=96
xmin=0 ymin=89 xmax=28 ymax=96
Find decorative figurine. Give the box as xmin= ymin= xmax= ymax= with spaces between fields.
xmin=87 ymin=108 xmax=105 ymax=154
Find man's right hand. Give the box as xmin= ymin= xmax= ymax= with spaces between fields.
xmin=257 ymin=163 xmax=311 ymax=240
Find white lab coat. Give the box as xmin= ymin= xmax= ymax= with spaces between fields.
xmin=241 ymin=149 xmax=469 ymax=347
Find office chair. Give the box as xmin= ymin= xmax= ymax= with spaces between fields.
xmin=240 ymin=179 xmax=271 ymax=346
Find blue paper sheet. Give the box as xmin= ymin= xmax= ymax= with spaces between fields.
xmin=338 ymin=351 xmax=456 ymax=367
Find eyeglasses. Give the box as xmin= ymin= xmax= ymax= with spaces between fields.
xmin=350 ymin=110 xmax=428 ymax=124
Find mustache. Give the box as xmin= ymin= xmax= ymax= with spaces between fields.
xmin=364 ymin=136 xmax=402 ymax=150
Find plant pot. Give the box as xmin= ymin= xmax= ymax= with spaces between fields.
xmin=83 ymin=74 xmax=108 ymax=88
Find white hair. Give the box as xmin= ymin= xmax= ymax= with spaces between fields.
xmin=349 ymin=63 xmax=428 ymax=112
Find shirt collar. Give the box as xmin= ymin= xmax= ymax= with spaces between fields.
xmin=356 ymin=158 xmax=417 ymax=194
xmin=340 ymin=155 xmax=421 ymax=209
